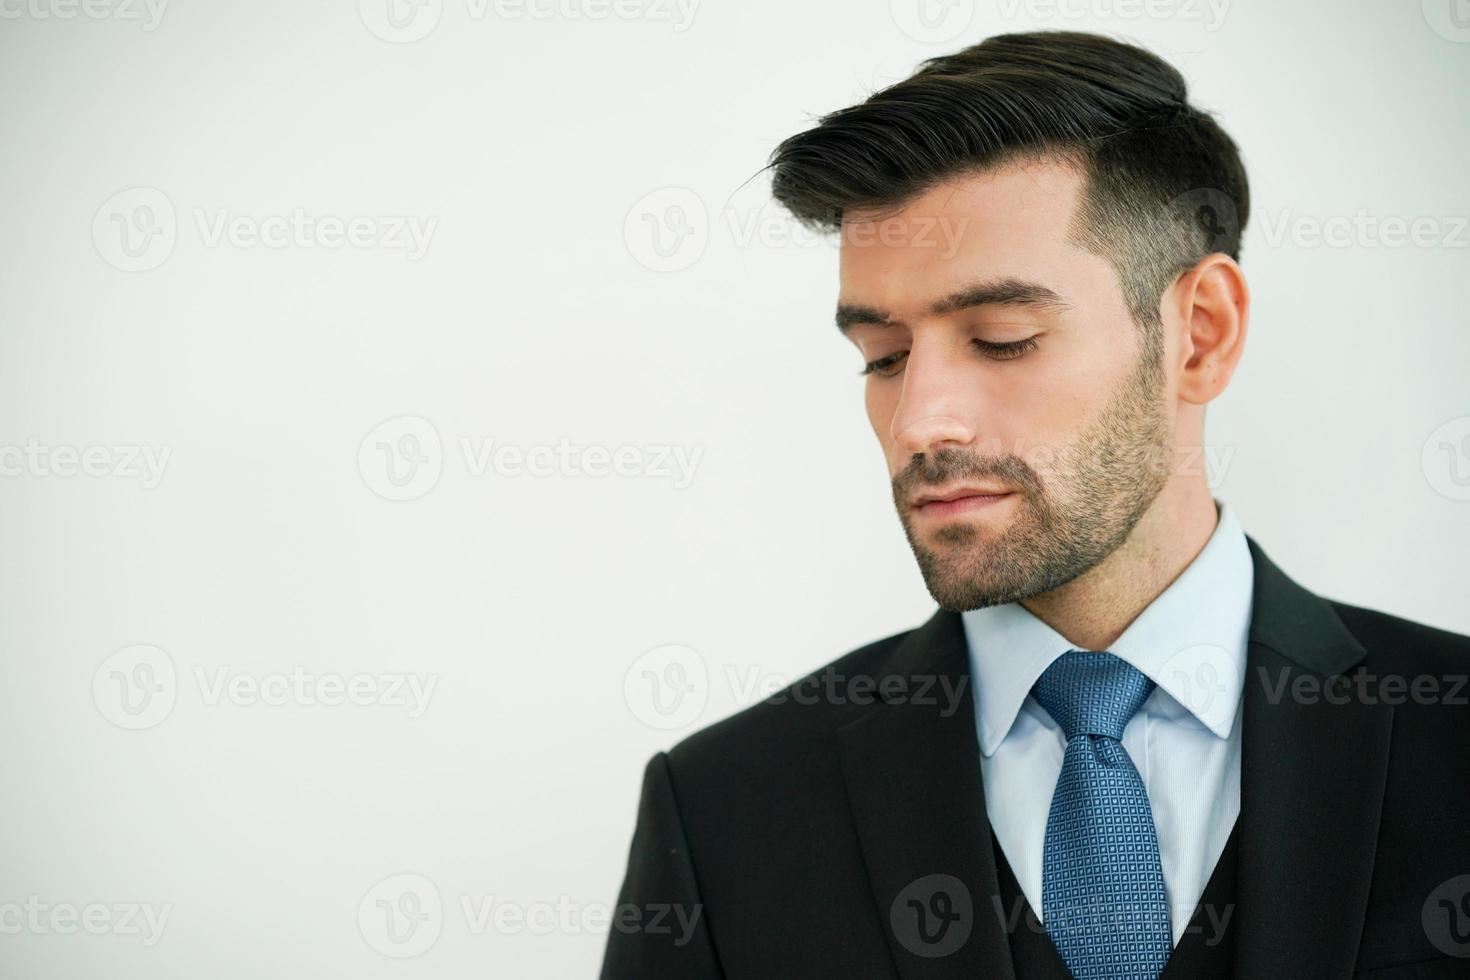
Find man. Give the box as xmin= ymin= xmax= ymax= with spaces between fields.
xmin=602 ymin=31 xmax=1470 ymax=979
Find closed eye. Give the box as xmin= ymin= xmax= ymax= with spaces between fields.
xmin=859 ymin=351 xmax=907 ymax=377
xmin=858 ymin=336 xmax=1040 ymax=377
xmin=973 ymin=336 xmax=1040 ymax=360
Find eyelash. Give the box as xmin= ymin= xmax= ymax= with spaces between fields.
xmin=858 ymin=337 xmax=1040 ymax=377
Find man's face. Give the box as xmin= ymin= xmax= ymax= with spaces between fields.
xmin=837 ymin=159 xmax=1179 ymax=612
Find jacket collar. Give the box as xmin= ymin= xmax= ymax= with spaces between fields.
xmin=835 ymin=534 xmax=1390 ymax=979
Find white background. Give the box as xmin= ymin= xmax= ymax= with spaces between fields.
xmin=1 ymin=0 xmax=1468 ymax=976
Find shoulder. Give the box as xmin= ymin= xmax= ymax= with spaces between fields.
xmin=1326 ymin=598 xmax=1470 ymax=748
xmin=663 ymin=624 xmax=917 ymax=775
xmin=647 ymin=616 xmax=966 ymax=843
xmin=1329 ymin=598 xmax=1470 ymax=674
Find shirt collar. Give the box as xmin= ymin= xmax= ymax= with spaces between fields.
xmin=961 ymin=498 xmax=1254 ymax=756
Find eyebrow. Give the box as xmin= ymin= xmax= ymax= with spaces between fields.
xmin=835 ymin=277 xmax=1072 ymax=335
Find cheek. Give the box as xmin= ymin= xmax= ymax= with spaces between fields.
xmin=1018 ymin=338 xmax=1122 ymax=422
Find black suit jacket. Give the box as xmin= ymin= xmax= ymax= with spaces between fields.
xmin=601 ymin=537 xmax=1470 ymax=978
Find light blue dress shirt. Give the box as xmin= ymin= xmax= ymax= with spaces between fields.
xmin=961 ymin=497 xmax=1253 ymax=947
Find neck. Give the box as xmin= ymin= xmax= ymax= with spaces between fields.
xmin=1019 ymin=480 xmax=1220 ymax=651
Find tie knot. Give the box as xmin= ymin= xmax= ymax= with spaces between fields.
xmin=1031 ymin=651 xmax=1154 ymax=741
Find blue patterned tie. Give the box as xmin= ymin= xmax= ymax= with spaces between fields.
xmin=1032 ymin=651 xmax=1171 ymax=979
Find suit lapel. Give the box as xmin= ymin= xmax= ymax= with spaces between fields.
xmin=833 ymin=534 xmax=1391 ymax=978
xmin=1234 ymin=536 xmax=1394 ymax=977
xmin=836 ymin=608 xmax=1017 ymax=980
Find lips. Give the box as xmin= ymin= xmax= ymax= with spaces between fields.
xmin=910 ymin=489 xmax=1016 ymax=520
xmin=910 ymin=485 xmax=1013 ymax=509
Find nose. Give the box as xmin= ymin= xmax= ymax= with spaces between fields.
xmin=889 ymin=340 xmax=979 ymax=459
xmin=893 ymin=414 xmax=973 ymax=459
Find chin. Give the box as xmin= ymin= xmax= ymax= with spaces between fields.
xmin=918 ymin=561 xmax=1029 ymax=612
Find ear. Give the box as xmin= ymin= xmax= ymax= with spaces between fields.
xmin=1169 ymin=253 xmax=1249 ymax=406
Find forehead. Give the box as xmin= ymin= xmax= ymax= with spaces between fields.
xmin=837 ymin=160 xmax=1089 ymax=304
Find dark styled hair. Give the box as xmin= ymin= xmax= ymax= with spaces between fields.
xmin=766 ymin=31 xmax=1250 ymax=334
